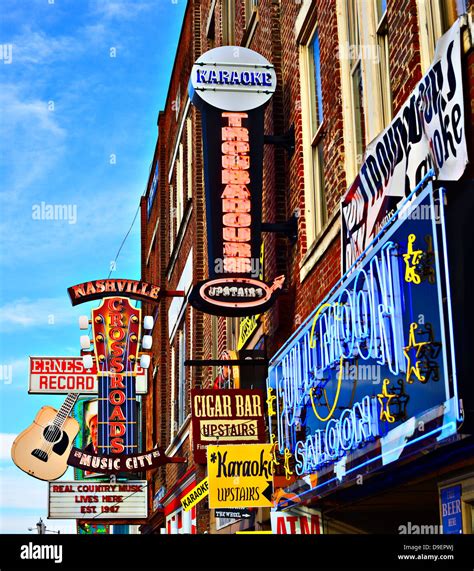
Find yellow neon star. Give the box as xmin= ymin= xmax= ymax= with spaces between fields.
xmin=270 ymin=434 xmax=279 ymax=475
xmin=266 ymin=387 xmax=276 ymax=417
xmin=403 ymin=322 xmax=430 ymax=383
xmin=403 ymin=234 xmax=423 ymax=284
xmin=377 ymin=379 xmax=396 ymax=423
xmin=283 ymin=448 xmax=293 ymax=479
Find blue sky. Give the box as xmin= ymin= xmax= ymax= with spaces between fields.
xmin=0 ymin=0 xmax=186 ymax=533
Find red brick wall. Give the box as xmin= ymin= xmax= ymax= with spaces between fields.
xmin=140 ymin=0 xmax=474 ymax=532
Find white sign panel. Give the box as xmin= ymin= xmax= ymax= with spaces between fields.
xmin=270 ymin=508 xmax=322 ymax=534
xmin=29 ymin=357 xmax=148 ymax=394
xmin=341 ymin=19 xmax=467 ymax=271
xmin=48 ymin=480 xmax=147 ymax=519
xmin=189 ymin=46 xmax=277 ymax=111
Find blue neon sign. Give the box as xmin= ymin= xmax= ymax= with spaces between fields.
xmin=268 ymin=183 xmax=459 ymax=480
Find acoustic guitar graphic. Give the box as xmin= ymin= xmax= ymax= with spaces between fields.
xmin=11 ymin=393 xmax=80 ymax=481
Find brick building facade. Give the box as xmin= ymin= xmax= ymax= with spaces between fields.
xmin=139 ymin=0 xmax=474 ymax=534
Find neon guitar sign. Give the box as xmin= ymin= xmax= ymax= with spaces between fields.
xmin=91 ymin=297 xmax=141 ymax=455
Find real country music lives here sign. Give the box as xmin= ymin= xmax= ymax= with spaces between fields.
xmin=268 ymin=183 xmax=460 ymax=499
xmin=48 ymin=481 xmax=147 ymax=519
xmin=188 ymin=46 xmax=285 ymax=316
xmin=341 ymin=19 xmax=467 ymax=272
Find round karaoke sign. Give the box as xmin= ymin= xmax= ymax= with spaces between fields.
xmin=189 ymin=46 xmax=277 ymax=111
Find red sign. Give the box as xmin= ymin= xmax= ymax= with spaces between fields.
xmin=68 ymin=278 xmax=160 ymax=306
xmin=191 ymin=389 xmax=266 ymax=464
xmin=67 ymin=447 xmax=185 ymax=474
xmin=270 ymin=510 xmax=322 ymax=534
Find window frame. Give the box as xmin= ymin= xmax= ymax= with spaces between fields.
xmin=416 ymin=0 xmax=466 ymax=73
xmin=299 ymin=19 xmax=328 ymax=248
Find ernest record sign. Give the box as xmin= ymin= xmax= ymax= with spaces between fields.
xmin=48 ymin=480 xmax=147 ymax=519
xmin=191 ymin=389 xmax=266 ymax=464
xmin=28 ymin=356 xmax=148 ymax=394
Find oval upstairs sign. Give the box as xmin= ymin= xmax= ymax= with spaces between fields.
xmin=189 ymin=46 xmax=277 ymax=111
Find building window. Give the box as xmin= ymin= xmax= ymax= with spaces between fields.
xmin=175 ymin=86 xmax=181 ymax=122
xmin=177 ymin=323 xmax=187 ymax=427
xmin=170 ymin=345 xmax=176 ymax=439
xmin=222 ymin=0 xmax=235 ymax=44
xmin=440 ymin=0 xmax=466 ymax=29
xmin=374 ymin=0 xmax=392 ymax=127
xmin=300 ymin=23 xmax=327 ymax=246
xmin=417 ymin=0 xmax=466 ymax=72
xmin=245 ymin=0 xmax=258 ymax=25
xmin=176 ymin=143 xmax=184 ymax=229
xmin=186 ymin=118 xmax=193 ymax=199
xmin=169 ymin=184 xmax=175 ymax=256
xmin=147 ymin=160 xmax=159 ymax=218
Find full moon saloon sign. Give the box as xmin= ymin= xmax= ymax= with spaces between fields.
xmin=188 ymin=46 xmax=285 ymax=316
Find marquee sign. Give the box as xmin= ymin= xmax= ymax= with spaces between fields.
xmin=28 ymin=357 xmax=148 ymax=394
xmin=188 ymin=46 xmax=284 ymax=316
xmin=191 ymin=389 xmax=266 ymax=464
xmin=268 ymin=183 xmax=460 ymax=497
xmin=341 ymin=20 xmax=467 ymax=271
xmin=48 ymin=480 xmax=147 ymax=519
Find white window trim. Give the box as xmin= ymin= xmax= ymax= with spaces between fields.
xmin=357 ymin=0 xmax=385 ymax=143
xmin=176 ymin=143 xmax=184 ymax=228
xmin=168 ymin=98 xmax=191 ymax=183
xmin=299 ymin=33 xmax=326 ymax=249
xmin=336 ymin=0 xmax=359 ymax=185
xmin=416 ymin=0 xmax=444 ymax=73
xmin=146 ymin=216 xmax=160 ymax=266
xmin=170 ymin=345 xmax=176 ymax=440
xmin=186 ymin=118 xmax=193 ymax=198
xmin=295 ymin=0 xmax=315 ymax=40
xmin=177 ymin=324 xmax=187 ymax=427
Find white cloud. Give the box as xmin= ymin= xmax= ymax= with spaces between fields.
xmin=92 ymin=1 xmax=154 ymax=21
xmin=0 ymin=434 xmax=16 ymax=460
xmin=0 ymin=513 xmax=76 ymax=535
xmin=10 ymin=28 xmax=78 ymax=65
xmin=0 ymin=297 xmax=75 ymax=332
xmin=0 ymin=463 xmax=76 ymax=533
xmin=0 ymin=84 xmax=67 ymax=198
xmin=0 ymin=465 xmax=48 ymax=510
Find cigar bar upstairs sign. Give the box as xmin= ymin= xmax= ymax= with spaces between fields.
xmin=188 ymin=46 xmax=285 ymax=316
xmin=191 ymin=389 xmax=266 ymax=464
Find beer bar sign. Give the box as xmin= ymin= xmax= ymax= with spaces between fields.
xmin=48 ymin=481 xmax=147 ymax=519
xmin=28 ymin=357 xmax=148 ymax=394
xmin=188 ymin=46 xmax=284 ymax=316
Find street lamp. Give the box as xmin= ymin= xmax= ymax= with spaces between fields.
xmin=28 ymin=518 xmax=60 ymax=534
